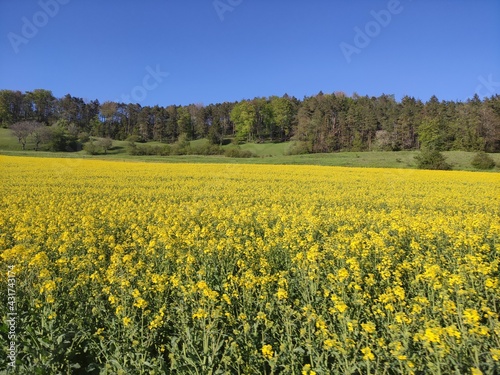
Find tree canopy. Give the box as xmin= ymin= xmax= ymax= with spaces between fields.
xmin=1 ymin=89 xmax=499 ymax=153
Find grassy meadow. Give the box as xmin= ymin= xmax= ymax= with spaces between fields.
xmin=1 ymin=128 xmax=499 ymax=170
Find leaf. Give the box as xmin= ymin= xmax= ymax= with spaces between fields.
xmin=293 ymin=346 xmax=305 ymax=355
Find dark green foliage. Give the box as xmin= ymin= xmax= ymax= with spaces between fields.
xmin=285 ymin=141 xmax=310 ymax=155
xmin=1 ymin=89 xmax=500 ymax=154
xmin=415 ymin=149 xmax=452 ymax=170
xmin=174 ymin=133 xmax=191 ymax=154
xmin=78 ymin=132 xmax=90 ymax=143
xmin=48 ymin=126 xmax=81 ymax=152
xmin=351 ymin=132 xmax=364 ymax=151
xmin=224 ymin=148 xmax=255 ymax=158
xmin=126 ymin=135 xmax=139 ymax=155
xmin=471 ymin=152 xmax=496 ymax=170
xmin=208 ymin=124 xmax=224 ymax=145
xmin=83 ymin=141 xmax=99 ymax=155
xmin=128 ymin=144 xmax=171 ymax=156
xmin=97 ymin=138 xmax=113 ymax=154
xmin=127 ymin=139 xmax=223 ymax=157
xmin=418 ymin=118 xmax=450 ymax=151
xmin=0 ymin=90 xmax=24 ymax=126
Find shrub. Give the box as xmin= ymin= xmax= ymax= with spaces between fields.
xmin=471 ymin=152 xmax=496 ymax=170
xmin=97 ymin=138 xmax=113 ymax=154
xmin=165 ymin=134 xmax=191 ymax=155
xmin=285 ymin=141 xmax=310 ymax=155
xmin=415 ymin=149 xmax=452 ymax=170
xmin=128 ymin=144 xmax=171 ymax=156
xmin=239 ymin=150 xmax=255 ymax=158
xmin=128 ymin=141 xmax=224 ymax=157
xmin=155 ymin=145 xmax=171 ymax=156
xmin=170 ymin=144 xmax=188 ymax=155
xmin=224 ymin=148 xmax=255 ymax=158
xmin=47 ymin=126 xmax=82 ymax=152
xmin=84 ymin=141 xmax=99 ymax=155
xmin=127 ymin=143 xmax=139 ymax=155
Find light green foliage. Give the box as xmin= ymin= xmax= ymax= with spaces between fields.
xmin=231 ymin=101 xmax=256 ymax=142
xmin=418 ymin=118 xmax=448 ymax=151
xmin=270 ymin=96 xmax=295 ymax=140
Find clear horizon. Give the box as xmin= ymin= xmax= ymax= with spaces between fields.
xmin=1 ymin=0 xmax=499 ymax=107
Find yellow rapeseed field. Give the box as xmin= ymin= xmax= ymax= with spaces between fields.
xmin=0 ymin=155 xmax=499 ymax=374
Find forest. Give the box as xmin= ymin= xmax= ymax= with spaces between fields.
xmin=1 ymin=89 xmax=499 ymax=153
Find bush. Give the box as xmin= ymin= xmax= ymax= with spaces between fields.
xmin=415 ymin=149 xmax=452 ymax=170
xmin=285 ymin=141 xmax=310 ymax=155
xmin=127 ymin=140 xmax=224 ymax=157
xmin=471 ymin=152 xmax=496 ymax=170
xmin=84 ymin=141 xmax=99 ymax=155
xmin=224 ymin=148 xmax=255 ymax=158
xmin=128 ymin=144 xmax=171 ymax=156
xmin=47 ymin=126 xmax=82 ymax=152
xmin=239 ymin=150 xmax=255 ymax=158
xmin=67 ymin=138 xmax=82 ymax=152
xmin=163 ymin=134 xmax=191 ymax=155
xmin=169 ymin=144 xmax=189 ymax=155
xmin=127 ymin=143 xmax=138 ymax=155
xmin=97 ymin=138 xmax=113 ymax=154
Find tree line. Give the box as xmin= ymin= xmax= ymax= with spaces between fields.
xmin=1 ymin=89 xmax=499 ymax=153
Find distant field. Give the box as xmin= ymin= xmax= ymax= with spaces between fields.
xmin=1 ymin=127 xmax=499 ymax=171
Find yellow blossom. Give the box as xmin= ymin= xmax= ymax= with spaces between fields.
xmin=361 ymin=346 xmax=375 ymax=361
xmin=261 ymin=344 xmax=274 ymax=360
xmin=490 ymin=348 xmax=500 ymax=361
xmin=1 ymin=156 xmax=499 ymax=373
xmin=192 ymin=308 xmax=208 ymax=320
xmin=122 ymin=316 xmax=132 ymax=327
xmin=277 ymin=287 xmax=288 ymax=300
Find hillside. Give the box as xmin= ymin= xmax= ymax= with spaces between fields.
xmin=1 ymin=128 xmax=499 ymax=171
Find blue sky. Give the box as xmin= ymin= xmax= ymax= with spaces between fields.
xmin=0 ymin=0 xmax=499 ymax=106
